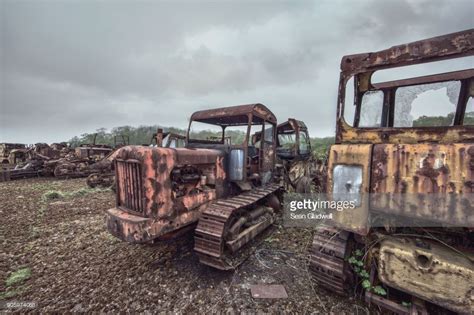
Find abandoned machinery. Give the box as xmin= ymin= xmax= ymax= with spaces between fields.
xmin=309 ymin=29 xmax=474 ymax=314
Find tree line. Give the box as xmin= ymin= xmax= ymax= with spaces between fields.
xmin=68 ymin=125 xmax=335 ymax=159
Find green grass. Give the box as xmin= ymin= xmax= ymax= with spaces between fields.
xmin=42 ymin=190 xmax=65 ymax=201
xmin=6 ymin=268 xmax=31 ymax=287
xmin=0 ymin=288 xmax=22 ymax=299
xmin=31 ymin=182 xmax=60 ymax=190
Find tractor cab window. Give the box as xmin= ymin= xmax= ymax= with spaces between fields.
xmin=299 ymin=131 xmax=310 ymax=155
xmin=464 ymin=97 xmax=474 ymax=125
xmin=264 ymin=125 xmax=274 ymax=143
xmin=188 ymin=121 xmax=223 ymax=143
xmin=344 ymin=77 xmax=356 ymax=126
xmin=224 ymin=125 xmax=248 ymax=145
xmin=359 ymin=91 xmax=383 ymax=127
xmin=394 ymin=81 xmax=460 ymax=127
xmin=278 ymin=133 xmax=296 ymax=150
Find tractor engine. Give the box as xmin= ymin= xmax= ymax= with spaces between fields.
xmin=105 ymin=145 xmax=226 ymax=243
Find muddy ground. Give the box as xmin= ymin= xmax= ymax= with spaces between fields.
xmin=1 ymin=178 xmax=373 ymax=313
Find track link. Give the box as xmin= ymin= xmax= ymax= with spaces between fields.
xmin=194 ymin=183 xmax=281 ymax=270
xmin=308 ymin=227 xmax=352 ymax=295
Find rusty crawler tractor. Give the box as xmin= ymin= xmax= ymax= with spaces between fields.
xmin=106 ymin=104 xmax=282 ymax=270
xmin=309 ymin=30 xmax=474 ymax=314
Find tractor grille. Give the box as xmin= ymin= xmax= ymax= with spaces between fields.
xmin=116 ymin=159 xmax=144 ymax=214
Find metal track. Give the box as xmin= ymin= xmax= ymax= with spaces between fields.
xmin=194 ymin=183 xmax=281 ymax=270
xmin=308 ymin=227 xmax=352 ymax=295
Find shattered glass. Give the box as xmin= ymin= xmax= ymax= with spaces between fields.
xmin=344 ymin=77 xmax=355 ymax=126
xmin=464 ymin=97 xmax=474 ymax=126
xmin=394 ymin=81 xmax=460 ymax=127
xmin=359 ymin=90 xmax=383 ymax=127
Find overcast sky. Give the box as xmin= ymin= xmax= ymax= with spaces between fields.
xmin=1 ymin=0 xmax=473 ymax=143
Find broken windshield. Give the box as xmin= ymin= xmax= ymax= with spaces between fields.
xmin=394 ymin=81 xmax=461 ymax=127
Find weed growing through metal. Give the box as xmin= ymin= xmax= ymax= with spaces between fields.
xmin=347 ymin=249 xmax=386 ymax=296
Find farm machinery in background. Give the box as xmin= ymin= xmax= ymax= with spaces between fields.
xmin=253 ymin=118 xmax=326 ymax=193
xmin=0 ymin=135 xmax=123 ymax=182
xmin=0 ymin=142 xmax=68 ymax=181
xmin=308 ymin=29 xmax=474 ymax=314
xmin=105 ymin=104 xmax=282 ymax=270
xmin=0 ymin=143 xmax=28 ymax=166
xmin=86 ymin=130 xmax=186 ymax=188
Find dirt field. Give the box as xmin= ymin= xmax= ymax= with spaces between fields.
xmin=1 ymin=178 xmax=370 ymax=313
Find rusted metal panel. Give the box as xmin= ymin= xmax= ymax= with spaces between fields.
xmin=106 ymin=204 xmax=205 ymax=243
xmin=327 ymin=144 xmax=372 ymax=235
xmin=364 ymin=292 xmax=410 ymax=315
xmin=336 ymin=29 xmax=474 ymax=145
xmin=337 ymin=120 xmax=474 ymax=145
xmin=190 ymin=103 xmax=277 ymax=124
xmin=378 ymin=236 xmax=474 ymax=313
xmin=106 ymin=145 xmax=226 ymax=242
xmin=341 ymin=29 xmax=474 ymax=75
xmin=370 ymin=143 xmax=474 ymax=226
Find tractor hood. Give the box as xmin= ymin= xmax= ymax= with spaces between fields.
xmin=113 ymin=145 xmax=226 ymax=219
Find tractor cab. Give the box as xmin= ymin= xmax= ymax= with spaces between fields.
xmin=253 ymin=118 xmax=311 ymax=161
xmin=187 ymin=103 xmax=277 ymax=185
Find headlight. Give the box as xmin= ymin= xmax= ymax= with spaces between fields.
xmin=332 ymin=165 xmax=362 ymax=206
xmin=229 ymin=149 xmax=244 ymax=181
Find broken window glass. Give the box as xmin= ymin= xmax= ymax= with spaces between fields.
xmin=299 ymin=132 xmax=309 ymax=154
xmin=394 ymin=81 xmax=460 ymax=127
xmin=344 ymin=77 xmax=355 ymax=126
xmin=278 ymin=133 xmax=296 ymax=149
xmin=464 ymin=97 xmax=474 ymax=126
xmin=264 ymin=124 xmax=274 ymax=143
xmin=359 ymin=90 xmax=384 ymax=127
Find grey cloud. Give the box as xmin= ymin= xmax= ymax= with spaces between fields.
xmin=1 ymin=0 xmax=473 ymax=143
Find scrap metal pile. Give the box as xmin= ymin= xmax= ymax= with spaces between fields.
xmin=0 ymin=141 xmax=114 ymax=182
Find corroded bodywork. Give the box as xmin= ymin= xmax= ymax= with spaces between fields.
xmin=254 ymin=118 xmax=320 ymax=192
xmin=311 ymin=29 xmax=474 ymax=314
xmin=327 ymin=144 xmax=371 ymax=234
xmin=370 ymin=143 xmax=474 ymax=226
xmin=107 ymin=147 xmax=224 ymax=242
xmin=0 ymin=143 xmax=26 ymax=164
xmin=378 ymin=236 xmax=474 ymax=313
xmin=106 ymin=103 xmax=281 ymax=264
